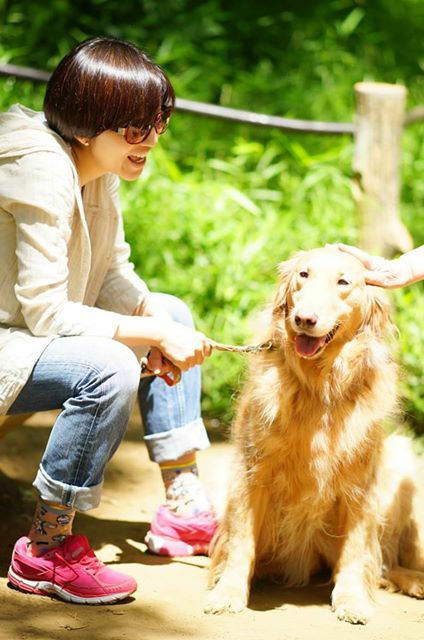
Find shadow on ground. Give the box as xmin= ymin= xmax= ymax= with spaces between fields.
xmin=0 ymin=414 xmax=423 ymax=640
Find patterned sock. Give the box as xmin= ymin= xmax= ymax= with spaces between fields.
xmin=27 ymin=498 xmax=75 ymax=556
xmin=159 ymin=456 xmax=212 ymax=517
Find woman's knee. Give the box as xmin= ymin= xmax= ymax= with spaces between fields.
xmin=99 ymin=340 xmax=140 ymax=396
xmin=150 ymin=292 xmax=194 ymax=328
xmin=73 ymin=338 xmax=141 ymax=403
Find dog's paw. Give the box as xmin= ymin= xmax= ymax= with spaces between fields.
xmin=333 ymin=604 xmax=371 ymax=625
xmin=204 ymin=582 xmax=248 ymax=615
xmin=384 ymin=568 xmax=424 ymax=599
xmin=406 ymin=579 xmax=424 ymax=599
xmin=331 ymin=581 xmax=374 ymax=625
xmin=332 ymin=597 xmax=373 ymax=625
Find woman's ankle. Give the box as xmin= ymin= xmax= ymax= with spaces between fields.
xmin=158 ymin=454 xmax=212 ymax=516
xmin=27 ymin=498 xmax=75 ymax=556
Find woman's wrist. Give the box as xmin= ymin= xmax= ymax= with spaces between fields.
xmin=114 ymin=315 xmax=167 ymax=347
xmin=398 ymin=247 xmax=424 ymax=284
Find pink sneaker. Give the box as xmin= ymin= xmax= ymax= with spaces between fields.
xmin=145 ymin=505 xmax=218 ymax=556
xmin=8 ymin=535 xmax=137 ymax=604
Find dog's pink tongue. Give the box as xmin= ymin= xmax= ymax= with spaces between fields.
xmin=295 ymin=334 xmax=326 ymax=357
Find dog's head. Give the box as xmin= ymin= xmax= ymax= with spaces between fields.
xmin=272 ymin=246 xmax=390 ymax=359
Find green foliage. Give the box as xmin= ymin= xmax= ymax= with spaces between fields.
xmin=1 ymin=0 xmax=424 ymax=429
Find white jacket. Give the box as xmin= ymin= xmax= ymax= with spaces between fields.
xmin=0 ymin=104 xmax=149 ymax=413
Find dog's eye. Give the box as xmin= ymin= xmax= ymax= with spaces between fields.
xmin=338 ymin=278 xmax=350 ymax=286
xmin=299 ymin=271 xmax=309 ymax=278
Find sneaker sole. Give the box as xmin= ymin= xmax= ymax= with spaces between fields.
xmin=145 ymin=531 xmax=210 ymax=557
xmin=7 ymin=566 xmax=136 ymax=605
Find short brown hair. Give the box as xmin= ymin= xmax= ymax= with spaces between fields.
xmin=44 ymin=37 xmax=175 ymax=144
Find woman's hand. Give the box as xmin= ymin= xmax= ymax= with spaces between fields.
xmin=116 ymin=303 xmax=212 ymax=374
xmin=155 ymin=320 xmax=212 ymax=371
xmin=337 ymin=244 xmax=414 ymax=288
xmin=140 ymin=346 xmax=182 ymax=386
xmin=136 ymin=295 xmax=212 ymax=371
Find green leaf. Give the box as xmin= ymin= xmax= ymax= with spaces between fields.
xmin=338 ymin=8 xmax=365 ymax=37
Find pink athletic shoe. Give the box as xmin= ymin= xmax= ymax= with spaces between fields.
xmin=145 ymin=505 xmax=218 ymax=556
xmin=8 ymin=535 xmax=137 ymax=604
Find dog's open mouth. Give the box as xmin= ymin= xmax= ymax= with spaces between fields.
xmin=294 ymin=324 xmax=339 ymax=358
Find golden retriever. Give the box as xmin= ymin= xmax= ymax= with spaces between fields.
xmin=206 ymin=246 xmax=424 ymax=624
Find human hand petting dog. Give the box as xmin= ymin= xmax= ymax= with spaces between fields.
xmin=337 ymin=243 xmax=424 ymax=288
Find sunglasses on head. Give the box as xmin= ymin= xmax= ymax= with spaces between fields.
xmin=115 ymin=110 xmax=171 ymax=144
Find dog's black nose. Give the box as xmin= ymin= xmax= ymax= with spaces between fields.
xmin=295 ymin=313 xmax=318 ymax=327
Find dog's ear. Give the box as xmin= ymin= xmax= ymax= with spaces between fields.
xmin=272 ymin=254 xmax=304 ymax=316
xmin=362 ymin=286 xmax=391 ymax=336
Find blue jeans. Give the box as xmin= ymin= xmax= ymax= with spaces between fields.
xmin=7 ymin=294 xmax=210 ymax=511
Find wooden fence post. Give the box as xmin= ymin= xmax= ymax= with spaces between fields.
xmin=353 ymin=82 xmax=413 ymax=257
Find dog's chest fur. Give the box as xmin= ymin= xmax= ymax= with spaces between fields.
xmin=238 ymin=340 xmax=397 ymax=583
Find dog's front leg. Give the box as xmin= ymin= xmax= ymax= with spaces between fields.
xmin=205 ymin=484 xmax=268 ymax=615
xmin=331 ymin=512 xmax=380 ymax=625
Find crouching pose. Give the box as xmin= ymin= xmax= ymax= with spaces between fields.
xmin=0 ymin=37 xmax=217 ymax=605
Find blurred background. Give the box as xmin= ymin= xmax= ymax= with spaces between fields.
xmin=1 ymin=0 xmax=423 ymax=435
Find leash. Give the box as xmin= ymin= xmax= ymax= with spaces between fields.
xmin=140 ymin=339 xmax=274 ymax=386
xmin=209 ymin=339 xmax=274 ymax=354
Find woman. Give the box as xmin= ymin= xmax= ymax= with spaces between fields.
xmin=0 ymin=36 xmax=217 ymax=604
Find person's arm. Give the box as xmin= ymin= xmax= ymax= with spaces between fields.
xmin=337 ymin=243 xmax=424 ymax=288
xmin=10 ymin=155 xmax=211 ymax=371
xmin=11 ymin=152 xmax=123 ymax=338
xmin=398 ymin=246 xmax=424 ymax=284
xmin=114 ymin=315 xmax=211 ymax=371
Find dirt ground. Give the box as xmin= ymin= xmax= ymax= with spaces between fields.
xmin=0 ymin=410 xmax=423 ymax=640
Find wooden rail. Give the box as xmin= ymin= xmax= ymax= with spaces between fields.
xmin=0 ymin=62 xmax=354 ymax=135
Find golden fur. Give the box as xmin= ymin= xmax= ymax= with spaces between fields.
xmin=206 ymin=246 xmax=424 ymax=624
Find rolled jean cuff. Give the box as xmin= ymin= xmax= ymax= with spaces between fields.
xmin=144 ymin=418 xmax=211 ymax=463
xmin=33 ymin=464 xmax=103 ymax=512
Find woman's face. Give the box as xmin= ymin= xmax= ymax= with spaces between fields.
xmin=74 ymin=126 xmax=160 ymax=185
xmin=92 ymin=126 xmax=159 ymax=180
